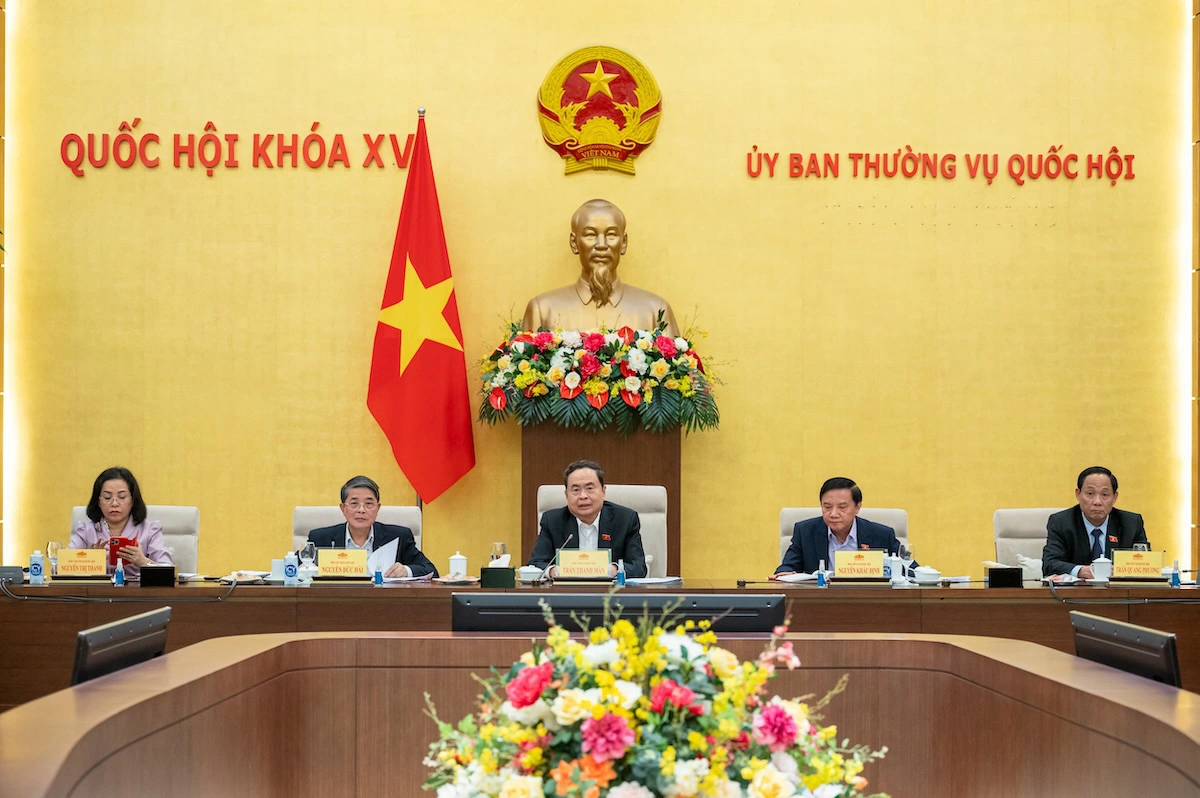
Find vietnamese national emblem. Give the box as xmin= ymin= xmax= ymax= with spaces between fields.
xmin=537 ymin=45 xmax=662 ymax=175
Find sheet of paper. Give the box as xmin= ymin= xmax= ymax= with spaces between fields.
xmin=625 ymin=576 xmax=683 ymax=586
xmin=490 ymin=554 xmax=511 ymax=567
xmin=366 ymin=538 xmax=399 ymax=575
xmin=775 ymin=572 xmax=818 ymax=583
xmin=1043 ymin=574 xmax=1079 ymax=585
xmin=383 ymin=573 xmax=434 ymax=583
xmin=942 ymin=576 xmax=971 ymax=583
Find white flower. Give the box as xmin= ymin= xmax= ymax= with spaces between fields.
xmin=608 ymin=784 xmax=655 ymax=798
xmin=604 ymin=332 xmax=620 ymax=346
xmin=707 ymin=647 xmax=740 ymax=680
xmin=624 ymin=375 xmax=642 ymax=392
xmin=674 ymin=337 xmax=689 ymax=353
xmin=625 ymin=348 xmax=648 ymax=374
xmin=560 ymin=331 xmax=582 ymax=349
xmin=770 ymin=752 xmax=800 ymax=785
xmin=500 ymin=698 xmax=560 ymax=731
xmin=748 ymin=765 xmax=795 ymax=798
xmin=550 ymin=352 xmax=569 ymax=371
xmin=563 ymin=372 xmax=581 ymax=390
xmin=498 ymin=774 xmax=543 ymax=798
xmin=511 ymin=341 xmax=526 ymax=354
xmin=581 ymin=638 xmax=619 ymax=667
xmin=612 ymin=679 xmax=643 ymax=709
xmin=636 ymin=330 xmax=653 ymax=341
xmin=551 ymin=687 xmax=601 ymax=725
xmin=491 ymin=375 xmax=509 ymax=388
xmin=711 ymin=780 xmax=746 ymax=798
xmin=667 ymin=758 xmax=710 ymax=796
xmin=657 ymin=630 xmax=706 ymax=662
xmin=807 ymin=786 xmax=844 ymax=798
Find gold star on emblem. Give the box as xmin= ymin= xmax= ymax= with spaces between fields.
xmin=377 ymin=258 xmax=463 ymax=377
xmin=581 ymin=60 xmax=618 ymax=99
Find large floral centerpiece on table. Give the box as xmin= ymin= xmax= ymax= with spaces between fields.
xmin=477 ymin=317 xmax=718 ymax=434
xmin=422 ymin=605 xmax=887 ymax=797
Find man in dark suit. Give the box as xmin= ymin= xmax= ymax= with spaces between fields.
xmin=527 ymin=460 xmax=647 ymax=578
xmin=773 ymin=477 xmax=907 ymax=577
xmin=307 ymin=475 xmax=438 ymax=578
xmin=1042 ymin=466 xmax=1148 ymax=578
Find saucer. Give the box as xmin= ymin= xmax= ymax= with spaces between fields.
xmin=1086 ymin=578 xmax=1110 ymax=586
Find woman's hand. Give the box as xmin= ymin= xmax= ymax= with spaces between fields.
xmin=118 ymin=542 xmax=150 ymax=568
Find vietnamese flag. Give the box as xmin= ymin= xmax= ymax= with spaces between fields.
xmin=367 ymin=111 xmax=475 ymax=502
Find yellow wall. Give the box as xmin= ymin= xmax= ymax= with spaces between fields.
xmin=5 ymin=1 xmax=1191 ymax=579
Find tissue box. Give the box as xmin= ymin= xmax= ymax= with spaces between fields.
xmin=480 ymin=567 xmax=516 ymax=588
xmin=140 ymin=564 xmax=177 ymax=587
xmin=986 ymin=566 xmax=1023 ymax=588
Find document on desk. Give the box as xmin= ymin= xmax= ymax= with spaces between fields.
xmin=775 ymin=572 xmax=818 ymax=583
xmin=625 ymin=576 xmax=683 ymax=586
xmin=384 ymin=573 xmax=433 ymax=583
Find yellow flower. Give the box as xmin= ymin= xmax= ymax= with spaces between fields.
xmin=545 ymin=366 xmax=565 ymax=385
xmin=706 ymin=647 xmax=739 ymax=681
xmin=649 ymin=359 xmax=669 ymax=379
xmin=551 ymin=688 xmax=599 ymax=726
xmin=600 ymin=363 xmax=613 ymax=377
xmin=519 ymin=747 xmax=544 ymax=770
xmin=750 ymin=766 xmax=795 ymax=798
xmin=478 ymin=747 xmax=498 ymax=774
xmin=499 ymin=775 xmax=544 ymax=798
xmin=688 ymin=730 xmax=708 ymax=752
xmin=518 ymin=360 xmax=531 ymax=373
xmin=636 ymin=338 xmax=651 ymax=350
xmin=818 ymin=724 xmax=837 ymax=742
xmin=661 ymin=745 xmax=677 ymax=776
xmin=664 ymin=378 xmax=680 ymax=391
xmin=497 ymin=355 xmax=513 ymax=371
xmin=590 ymin=628 xmax=611 ymax=644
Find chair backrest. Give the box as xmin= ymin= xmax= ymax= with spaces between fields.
xmin=70 ymin=505 xmax=200 ymax=573
xmin=779 ymin=507 xmax=910 ymax=561
xmin=536 ymin=484 xmax=667 ymax=577
xmin=291 ymin=506 xmax=423 ymax=553
xmin=993 ymin=508 xmax=1059 ymax=566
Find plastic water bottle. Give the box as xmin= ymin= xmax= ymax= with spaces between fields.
xmin=816 ymin=559 xmax=828 ymax=588
xmin=1171 ymin=559 xmax=1181 ymax=588
xmin=616 ymin=559 xmax=626 ymax=587
xmin=373 ymin=568 xmax=383 ymax=586
xmin=29 ymin=550 xmax=45 ymax=586
xmin=113 ymin=557 xmax=125 ymax=587
xmin=284 ymin=552 xmax=299 ymax=586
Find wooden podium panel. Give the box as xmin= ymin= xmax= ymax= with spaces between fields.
xmin=521 ymin=424 xmax=681 ymax=574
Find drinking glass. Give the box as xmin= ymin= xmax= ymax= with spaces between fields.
xmin=301 ymin=542 xmax=317 ymax=567
xmin=46 ymin=541 xmax=62 ymax=576
xmin=490 ymin=542 xmax=507 ymax=561
xmin=1133 ymin=543 xmax=1149 ymax=552
xmin=899 ymin=544 xmax=915 ymax=579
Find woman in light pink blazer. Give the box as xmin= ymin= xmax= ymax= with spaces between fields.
xmin=69 ymin=467 xmax=171 ymax=579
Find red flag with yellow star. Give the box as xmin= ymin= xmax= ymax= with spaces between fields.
xmin=368 ymin=113 xmax=474 ymax=502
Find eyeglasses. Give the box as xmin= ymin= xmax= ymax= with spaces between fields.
xmin=345 ymin=500 xmax=379 ymax=511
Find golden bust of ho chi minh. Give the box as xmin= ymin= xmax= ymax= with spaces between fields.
xmin=522 ymin=199 xmax=680 ymax=336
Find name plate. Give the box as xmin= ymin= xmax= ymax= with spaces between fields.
xmin=1113 ymin=549 xmax=1163 ymax=578
xmin=834 ymin=550 xmax=885 ymax=578
xmin=317 ymin=549 xmax=368 ymax=577
xmin=557 ymin=549 xmax=611 ymax=578
xmin=58 ymin=549 xmax=107 ymax=576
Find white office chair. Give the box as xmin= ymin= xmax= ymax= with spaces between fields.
xmin=993 ymin=508 xmax=1059 ymax=566
xmin=779 ymin=507 xmax=910 ymax=561
xmin=70 ymin=505 xmax=200 ymax=573
xmin=291 ymin=506 xmax=423 ymax=553
xmin=536 ymin=484 xmax=667 ymax=577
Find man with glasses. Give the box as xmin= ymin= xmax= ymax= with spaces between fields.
xmin=306 ymin=475 xmax=438 ymax=578
xmin=527 ymin=459 xmax=647 ymax=578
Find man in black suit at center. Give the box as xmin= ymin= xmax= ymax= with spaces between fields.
xmin=307 ymin=475 xmax=437 ymax=578
xmin=1042 ymin=466 xmax=1149 ymax=578
xmin=773 ymin=476 xmax=906 ymax=577
xmin=527 ymin=460 xmax=647 ymax=578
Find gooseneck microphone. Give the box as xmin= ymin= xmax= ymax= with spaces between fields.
xmin=540 ymin=533 xmax=574 ymax=580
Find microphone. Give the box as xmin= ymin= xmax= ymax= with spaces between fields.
xmin=540 ymin=533 xmax=574 ymax=580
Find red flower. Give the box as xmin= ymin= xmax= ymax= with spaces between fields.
xmin=619 ymin=389 xmax=641 ymax=408
xmin=617 ymin=326 xmax=635 ymax=345
xmin=731 ymin=731 xmax=752 ymax=751
xmin=488 ymin=387 xmax=507 ymax=411
xmin=513 ymin=333 xmax=535 ymax=344
xmin=505 ymin=661 xmax=553 ymax=709
xmin=586 ymin=392 xmax=609 ymax=410
xmin=533 ymin=331 xmax=554 ymax=350
xmin=687 ymin=349 xmax=705 ymax=374
xmin=649 ymin=678 xmax=697 ymax=713
xmin=619 ymin=361 xmax=634 ymax=378
xmin=561 ymin=381 xmax=583 ymax=400
xmin=654 ymin=335 xmax=677 ymax=358
xmin=579 ymin=353 xmax=601 ymax=378
xmin=583 ymin=332 xmax=606 ymax=353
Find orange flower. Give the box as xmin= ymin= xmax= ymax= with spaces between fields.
xmin=550 ymin=760 xmax=578 ymax=796
xmin=579 ymin=754 xmax=616 ymax=787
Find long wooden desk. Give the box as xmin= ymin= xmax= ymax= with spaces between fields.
xmin=2 ymin=579 xmax=1198 ymax=712
xmin=0 ymin=631 xmax=1198 ymax=797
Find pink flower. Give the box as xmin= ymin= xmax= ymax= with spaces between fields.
xmin=654 ymin=335 xmax=677 ymax=358
xmin=752 ymin=703 xmax=798 ymax=752
xmin=505 ymin=662 xmax=553 ymax=709
xmin=648 ymin=679 xmax=698 ymax=714
xmin=581 ymin=712 xmax=635 ymax=762
xmin=583 ymin=332 xmax=606 ymax=353
xmin=533 ymin=331 xmax=554 ymax=350
xmin=579 ymin=353 xmax=601 ymax=378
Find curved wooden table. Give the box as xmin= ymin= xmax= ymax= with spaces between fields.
xmin=0 ymin=632 xmax=1197 ymax=797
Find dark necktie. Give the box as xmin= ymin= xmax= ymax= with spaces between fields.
xmin=1090 ymin=529 xmax=1103 ymax=561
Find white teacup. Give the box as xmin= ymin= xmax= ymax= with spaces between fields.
xmin=912 ymin=566 xmax=941 ymax=585
xmin=1091 ymin=557 xmax=1113 ymax=582
xmin=270 ymin=559 xmax=285 ymax=580
xmin=518 ymin=565 xmax=543 ymax=582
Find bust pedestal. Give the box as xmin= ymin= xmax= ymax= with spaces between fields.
xmin=520 ymin=426 xmax=681 ymax=576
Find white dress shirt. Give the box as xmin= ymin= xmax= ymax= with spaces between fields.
xmin=575 ymin=514 xmax=601 ymax=550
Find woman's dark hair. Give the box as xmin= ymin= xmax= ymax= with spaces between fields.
xmin=86 ymin=466 xmax=147 ymax=525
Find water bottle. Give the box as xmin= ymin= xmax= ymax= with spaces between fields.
xmin=373 ymin=568 xmax=383 ymax=586
xmin=616 ymin=559 xmax=626 ymax=587
xmin=1171 ymin=559 xmax=1181 ymax=588
xmin=816 ymin=559 xmax=827 ymax=588
xmin=883 ymin=557 xmax=892 ymax=580
xmin=113 ymin=557 xmax=125 ymax=587
xmin=284 ymin=552 xmax=299 ymax=586
xmin=29 ymin=550 xmax=45 ymax=586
